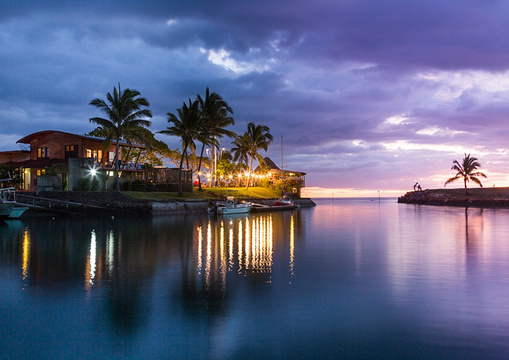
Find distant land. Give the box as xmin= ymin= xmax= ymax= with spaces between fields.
xmin=398 ymin=187 xmax=509 ymax=207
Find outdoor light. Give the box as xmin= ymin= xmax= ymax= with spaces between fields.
xmin=90 ymin=168 xmax=97 ymax=176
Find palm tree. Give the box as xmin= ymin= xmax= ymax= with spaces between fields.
xmin=444 ymin=153 xmax=487 ymax=194
xmin=231 ymin=133 xmax=250 ymax=186
xmin=159 ymin=99 xmax=202 ymax=196
xmin=89 ymin=84 xmax=152 ymax=192
xmin=196 ymin=87 xmax=235 ymax=190
xmin=243 ymin=122 xmax=274 ymax=189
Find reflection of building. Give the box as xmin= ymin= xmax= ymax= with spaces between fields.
xmin=254 ymin=157 xmax=306 ymax=197
xmin=0 ymin=130 xmax=191 ymax=192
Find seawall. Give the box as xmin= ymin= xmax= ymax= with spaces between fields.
xmin=398 ymin=189 xmax=509 ymax=208
xmin=20 ymin=192 xmax=316 ymax=215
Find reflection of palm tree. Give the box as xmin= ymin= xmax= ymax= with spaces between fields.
xmin=89 ymin=84 xmax=152 ymax=192
xmin=159 ymin=100 xmax=202 ymax=196
xmin=444 ymin=153 xmax=487 ymax=194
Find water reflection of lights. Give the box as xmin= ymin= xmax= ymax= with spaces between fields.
xmin=106 ymin=230 xmax=115 ymax=276
xmin=85 ymin=230 xmax=97 ymax=290
xmin=290 ymin=213 xmax=295 ymax=278
xmin=22 ymin=229 xmax=30 ymax=281
xmin=196 ymin=214 xmax=296 ymax=285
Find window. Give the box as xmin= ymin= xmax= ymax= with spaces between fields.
xmin=37 ymin=147 xmax=49 ymax=159
xmin=36 ymin=169 xmax=46 ymax=176
xmin=65 ymin=145 xmax=78 ymax=159
xmin=86 ymin=149 xmax=102 ymax=161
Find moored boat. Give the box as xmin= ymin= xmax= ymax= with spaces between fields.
xmin=273 ymin=194 xmax=294 ymax=206
xmin=0 ymin=186 xmax=28 ymax=219
xmin=209 ymin=196 xmax=252 ymax=215
xmin=0 ymin=202 xmax=15 ymax=220
xmin=8 ymin=206 xmax=29 ymax=219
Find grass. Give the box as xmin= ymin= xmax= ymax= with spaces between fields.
xmin=123 ymin=187 xmax=281 ymax=201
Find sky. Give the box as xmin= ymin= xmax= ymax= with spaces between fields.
xmin=2 ymin=0 xmax=509 ymax=197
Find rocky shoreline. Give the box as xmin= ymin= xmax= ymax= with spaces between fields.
xmin=398 ymin=188 xmax=509 ymax=208
xmin=18 ymin=191 xmax=316 ymax=216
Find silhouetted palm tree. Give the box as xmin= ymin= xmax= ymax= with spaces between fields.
xmin=196 ymin=87 xmax=235 ymax=190
xmin=243 ymin=123 xmax=273 ymax=189
xmin=89 ymin=84 xmax=152 ymax=191
xmin=159 ymin=99 xmax=202 ymax=196
xmin=231 ymin=133 xmax=250 ymax=186
xmin=445 ymin=153 xmax=487 ymax=194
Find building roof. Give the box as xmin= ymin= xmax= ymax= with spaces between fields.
xmin=16 ymin=130 xmax=146 ymax=149
xmin=254 ymin=157 xmax=306 ymax=175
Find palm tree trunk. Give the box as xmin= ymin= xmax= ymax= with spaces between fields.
xmin=197 ymin=143 xmax=206 ymax=191
xmin=114 ymin=140 xmax=120 ymax=192
xmin=464 ymin=177 xmax=469 ymax=195
xmin=178 ymin=143 xmax=188 ymax=196
xmin=246 ymin=156 xmax=254 ymax=189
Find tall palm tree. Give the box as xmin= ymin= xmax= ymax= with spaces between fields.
xmin=196 ymin=87 xmax=236 ymax=190
xmin=231 ymin=133 xmax=250 ymax=186
xmin=89 ymin=84 xmax=152 ymax=192
xmin=444 ymin=153 xmax=487 ymax=194
xmin=159 ymin=99 xmax=202 ymax=196
xmin=243 ymin=122 xmax=274 ymax=189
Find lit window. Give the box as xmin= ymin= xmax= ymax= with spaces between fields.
xmin=37 ymin=147 xmax=49 ymax=159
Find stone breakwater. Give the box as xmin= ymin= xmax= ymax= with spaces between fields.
xmin=23 ymin=192 xmax=316 ymax=215
xmin=398 ymin=190 xmax=509 ymax=208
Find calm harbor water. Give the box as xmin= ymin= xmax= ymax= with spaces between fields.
xmin=2 ymin=198 xmax=509 ymax=359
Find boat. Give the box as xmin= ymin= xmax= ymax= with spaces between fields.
xmin=0 ymin=202 xmax=14 ymax=220
xmin=0 ymin=186 xmax=28 ymax=219
xmin=209 ymin=196 xmax=252 ymax=215
xmin=8 ymin=206 xmax=29 ymax=219
xmin=274 ymin=194 xmax=294 ymax=206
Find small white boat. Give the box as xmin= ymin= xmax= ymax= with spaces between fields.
xmin=273 ymin=194 xmax=294 ymax=206
xmin=209 ymin=196 xmax=252 ymax=215
xmin=0 ymin=186 xmax=28 ymax=219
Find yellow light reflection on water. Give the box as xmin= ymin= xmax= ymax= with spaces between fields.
xmin=85 ymin=230 xmax=97 ymax=291
xmin=22 ymin=229 xmax=30 ymax=281
xmin=106 ymin=230 xmax=114 ymax=276
xmin=197 ymin=224 xmax=203 ymax=274
xmin=290 ymin=213 xmax=295 ymax=278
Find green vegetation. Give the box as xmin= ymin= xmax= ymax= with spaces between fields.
xmin=207 ymin=187 xmax=280 ymax=198
xmin=83 ymin=84 xmax=288 ymax=196
xmin=159 ymin=99 xmax=202 ymax=196
xmin=89 ymin=84 xmax=152 ymax=192
xmin=123 ymin=187 xmax=280 ymax=200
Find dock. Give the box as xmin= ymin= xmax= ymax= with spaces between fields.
xmin=250 ymin=202 xmax=299 ymax=213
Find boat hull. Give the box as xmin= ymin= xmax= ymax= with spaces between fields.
xmin=218 ymin=206 xmax=251 ymax=215
xmin=8 ymin=206 xmax=29 ymax=219
xmin=0 ymin=203 xmax=15 ymax=220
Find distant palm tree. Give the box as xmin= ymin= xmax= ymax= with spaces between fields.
xmin=159 ymin=99 xmax=202 ymax=196
xmin=243 ymin=122 xmax=273 ymax=189
xmin=444 ymin=153 xmax=487 ymax=194
xmin=196 ymin=87 xmax=236 ymax=190
xmin=89 ymin=84 xmax=152 ymax=192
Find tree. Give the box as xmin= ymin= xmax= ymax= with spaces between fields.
xmin=231 ymin=134 xmax=250 ymax=186
xmin=89 ymin=84 xmax=152 ymax=191
xmin=243 ymin=122 xmax=274 ymax=189
xmin=196 ymin=87 xmax=236 ymax=190
xmin=159 ymin=99 xmax=202 ymax=196
xmin=444 ymin=153 xmax=487 ymax=194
